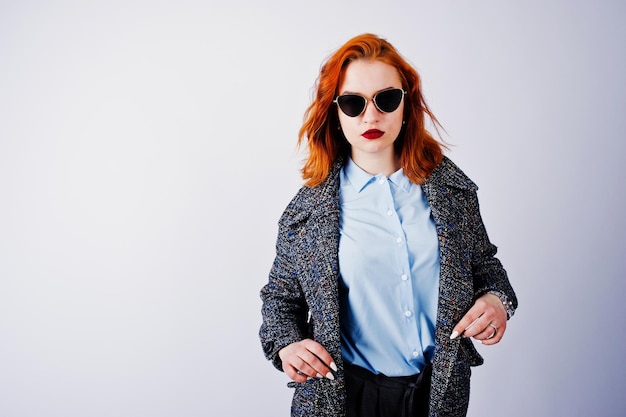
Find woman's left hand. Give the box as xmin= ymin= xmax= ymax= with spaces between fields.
xmin=450 ymin=293 xmax=507 ymax=345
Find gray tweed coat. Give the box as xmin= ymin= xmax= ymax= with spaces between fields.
xmin=259 ymin=156 xmax=517 ymax=417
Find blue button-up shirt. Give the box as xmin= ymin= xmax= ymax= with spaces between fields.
xmin=338 ymin=158 xmax=440 ymax=376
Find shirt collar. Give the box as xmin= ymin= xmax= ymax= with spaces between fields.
xmin=343 ymin=158 xmax=374 ymax=193
xmin=343 ymin=157 xmax=412 ymax=193
xmin=388 ymin=168 xmax=412 ymax=193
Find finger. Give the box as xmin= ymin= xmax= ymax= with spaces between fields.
xmin=462 ymin=314 xmax=491 ymax=339
xmin=480 ymin=323 xmax=498 ymax=340
xmin=464 ymin=316 xmax=481 ymax=332
xmin=476 ymin=322 xmax=507 ymax=345
xmin=283 ymin=362 xmax=309 ymax=382
xmin=299 ymin=342 xmax=336 ymax=379
xmin=290 ymin=369 xmax=309 ymax=382
xmin=279 ymin=340 xmax=337 ymax=381
xmin=282 ymin=352 xmax=326 ymax=381
xmin=302 ymin=340 xmax=337 ymax=374
xmin=294 ymin=351 xmax=333 ymax=379
xmin=292 ymin=357 xmax=323 ymax=379
xmin=450 ymin=308 xmax=484 ymax=340
xmin=279 ymin=341 xmax=318 ymax=381
xmin=450 ymin=293 xmax=509 ymax=340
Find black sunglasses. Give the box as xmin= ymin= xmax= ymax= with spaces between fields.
xmin=333 ymin=88 xmax=406 ymax=117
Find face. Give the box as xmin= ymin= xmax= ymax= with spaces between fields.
xmin=336 ymin=59 xmax=405 ymax=169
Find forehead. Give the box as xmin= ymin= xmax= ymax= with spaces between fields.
xmin=339 ymin=60 xmax=402 ymax=95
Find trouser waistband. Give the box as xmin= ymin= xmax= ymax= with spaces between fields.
xmin=344 ymin=362 xmax=432 ymax=417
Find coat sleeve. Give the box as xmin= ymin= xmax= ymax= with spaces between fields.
xmin=259 ymin=209 xmax=310 ymax=371
xmin=468 ymin=189 xmax=518 ymax=315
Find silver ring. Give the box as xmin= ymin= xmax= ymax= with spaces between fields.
xmin=487 ymin=323 xmax=498 ymax=339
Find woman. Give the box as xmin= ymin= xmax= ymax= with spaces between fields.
xmin=259 ymin=33 xmax=517 ymax=417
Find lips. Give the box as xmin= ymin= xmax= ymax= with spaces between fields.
xmin=362 ymin=129 xmax=384 ymax=139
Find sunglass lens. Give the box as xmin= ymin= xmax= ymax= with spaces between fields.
xmin=375 ymin=89 xmax=404 ymax=113
xmin=337 ymin=95 xmax=366 ymax=117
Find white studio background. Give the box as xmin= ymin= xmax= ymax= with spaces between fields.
xmin=1 ymin=1 xmax=624 ymax=416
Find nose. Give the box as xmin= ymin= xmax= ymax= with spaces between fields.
xmin=361 ymin=99 xmax=380 ymax=123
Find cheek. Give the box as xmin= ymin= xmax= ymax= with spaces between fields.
xmin=389 ymin=113 xmax=405 ymax=136
xmin=338 ymin=113 xmax=355 ymax=132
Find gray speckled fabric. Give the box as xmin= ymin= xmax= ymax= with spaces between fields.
xmin=260 ymin=157 xmax=517 ymax=417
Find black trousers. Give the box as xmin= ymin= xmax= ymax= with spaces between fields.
xmin=345 ymin=363 xmax=432 ymax=417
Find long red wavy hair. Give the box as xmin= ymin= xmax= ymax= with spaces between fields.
xmin=298 ymin=33 xmax=445 ymax=187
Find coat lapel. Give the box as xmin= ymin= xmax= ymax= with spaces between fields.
xmin=284 ymin=160 xmax=344 ymax=360
xmin=421 ymin=157 xmax=478 ymax=411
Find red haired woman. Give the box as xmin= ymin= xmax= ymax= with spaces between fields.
xmin=260 ymin=33 xmax=517 ymax=417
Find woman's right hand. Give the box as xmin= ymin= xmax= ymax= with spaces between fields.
xmin=278 ymin=339 xmax=337 ymax=383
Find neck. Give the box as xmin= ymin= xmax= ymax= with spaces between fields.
xmin=351 ymin=152 xmax=401 ymax=177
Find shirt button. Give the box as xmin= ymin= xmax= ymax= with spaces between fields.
xmin=386 ymin=209 xmax=393 ymax=216
xmin=378 ymin=178 xmax=385 ymax=184
xmin=401 ymin=274 xmax=408 ymax=281
xmin=405 ymin=310 xmax=412 ymax=318
xmin=412 ymin=351 xmax=420 ymax=358
xmin=396 ymin=236 xmax=402 ymax=244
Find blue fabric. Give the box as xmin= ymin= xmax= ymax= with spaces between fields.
xmin=338 ymin=158 xmax=440 ymax=376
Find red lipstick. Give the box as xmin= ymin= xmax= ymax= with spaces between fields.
xmin=362 ymin=129 xmax=384 ymax=139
